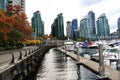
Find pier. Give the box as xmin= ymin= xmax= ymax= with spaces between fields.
xmin=0 ymin=40 xmax=120 ymax=80
xmin=58 ymin=47 xmax=120 ymax=80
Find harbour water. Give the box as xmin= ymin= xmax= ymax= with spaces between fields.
xmin=35 ymin=48 xmax=97 ymax=80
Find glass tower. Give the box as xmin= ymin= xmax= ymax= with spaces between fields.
xmin=32 ymin=11 xmax=44 ymax=37
xmin=0 ymin=0 xmax=4 ymax=9
xmin=0 ymin=0 xmax=8 ymax=11
xmin=51 ymin=13 xmax=64 ymax=39
xmin=80 ymin=16 xmax=90 ymax=41
xmin=71 ymin=19 xmax=78 ymax=40
xmin=96 ymin=14 xmax=110 ymax=39
xmin=88 ymin=11 xmax=96 ymax=39
xmin=66 ymin=21 xmax=72 ymax=39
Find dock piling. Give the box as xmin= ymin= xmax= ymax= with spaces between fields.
xmin=97 ymin=43 xmax=107 ymax=79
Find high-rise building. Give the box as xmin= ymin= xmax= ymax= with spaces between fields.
xmin=88 ymin=11 xmax=96 ymax=35
xmin=71 ymin=19 xmax=78 ymax=40
xmin=32 ymin=11 xmax=44 ymax=38
xmin=20 ymin=0 xmax=25 ymax=12
xmin=80 ymin=16 xmax=90 ymax=41
xmin=42 ymin=21 xmax=44 ymax=36
xmin=117 ymin=18 xmax=120 ymax=37
xmin=0 ymin=0 xmax=8 ymax=11
xmin=51 ymin=13 xmax=64 ymax=39
xmin=96 ymin=14 xmax=110 ymax=39
xmin=79 ymin=11 xmax=96 ymax=41
xmin=0 ymin=0 xmax=25 ymax=12
xmin=9 ymin=0 xmax=25 ymax=12
xmin=0 ymin=0 xmax=3 ymax=9
xmin=66 ymin=21 xmax=72 ymax=39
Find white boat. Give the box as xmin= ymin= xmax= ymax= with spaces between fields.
xmin=64 ymin=41 xmax=75 ymax=51
xmin=87 ymin=40 xmax=109 ymax=49
xmin=91 ymin=46 xmax=120 ymax=61
xmin=87 ymin=41 xmax=98 ymax=49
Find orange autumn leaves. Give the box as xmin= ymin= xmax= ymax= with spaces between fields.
xmin=0 ymin=5 xmax=33 ymax=43
xmin=0 ymin=10 xmax=16 ymax=41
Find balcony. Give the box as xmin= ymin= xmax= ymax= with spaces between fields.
xmin=8 ymin=0 xmax=13 ymax=3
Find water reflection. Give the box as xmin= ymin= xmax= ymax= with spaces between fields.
xmin=36 ymin=48 xmax=97 ymax=80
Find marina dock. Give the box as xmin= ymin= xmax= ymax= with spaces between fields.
xmin=58 ymin=47 xmax=120 ymax=80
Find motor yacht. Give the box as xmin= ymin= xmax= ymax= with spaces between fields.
xmin=91 ymin=46 xmax=120 ymax=61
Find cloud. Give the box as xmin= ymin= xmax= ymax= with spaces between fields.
xmin=80 ymin=0 xmax=102 ymax=6
xmin=26 ymin=0 xmax=120 ymax=34
xmin=78 ymin=0 xmax=120 ymax=33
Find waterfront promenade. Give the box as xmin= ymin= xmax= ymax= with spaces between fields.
xmin=0 ymin=46 xmax=38 ymax=67
xmin=58 ymin=47 xmax=120 ymax=80
xmin=0 ymin=45 xmax=120 ymax=80
xmin=0 ymin=45 xmax=58 ymax=80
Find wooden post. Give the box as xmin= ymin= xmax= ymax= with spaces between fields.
xmin=97 ymin=43 xmax=107 ymax=79
xmin=117 ymin=50 xmax=120 ymax=71
xmin=98 ymin=44 xmax=105 ymax=77
xmin=77 ymin=47 xmax=80 ymax=62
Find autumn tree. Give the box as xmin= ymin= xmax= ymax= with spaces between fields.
xmin=7 ymin=5 xmax=33 ymax=48
xmin=10 ymin=12 xmax=33 ymax=42
xmin=0 ymin=5 xmax=33 ymax=49
xmin=0 ymin=9 xmax=16 ymax=47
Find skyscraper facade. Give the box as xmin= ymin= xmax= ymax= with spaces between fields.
xmin=57 ymin=13 xmax=64 ymax=39
xmin=79 ymin=11 xmax=96 ymax=41
xmin=51 ymin=13 xmax=64 ymax=39
xmin=0 ymin=0 xmax=25 ymax=12
xmin=32 ymin=11 xmax=44 ymax=38
xmin=96 ymin=14 xmax=110 ymax=39
xmin=66 ymin=21 xmax=72 ymax=39
xmin=9 ymin=0 xmax=25 ymax=12
xmin=51 ymin=19 xmax=57 ymax=38
xmin=118 ymin=18 xmax=120 ymax=37
xmin=80 ymin=16 xmax=90 ymax=41
xmin=71 ymin=19 xmax=78 ymax=40
xmin=88 ymin=11 xmax=96 ymax=37
xmin=0 ymin=0 xmax=8 ymax=11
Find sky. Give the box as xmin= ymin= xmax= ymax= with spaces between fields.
xmin=26 ymin=0 xmax=120 ymax=35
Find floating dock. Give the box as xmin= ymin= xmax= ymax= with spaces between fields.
xmin=58 ymin=47 xmax=120 ymax=80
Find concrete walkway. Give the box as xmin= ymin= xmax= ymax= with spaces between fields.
xmin=0 ymin=46 xmax=39 ymax=67
xmin=59 ymin=47 xmax=120 ymax=80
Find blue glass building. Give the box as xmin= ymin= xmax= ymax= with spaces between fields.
xmin=71 ymin=19 xmax=78 ymax=40
xmin=32 ymin=11 xmax=44 ymax=38
xmin=51 ymin=13 xmax=64 ymax=39
xmin=80 ymin=16 xmax=90 ymax=41
xmin=88 ymin=11 xmax=96 ymax=40
xmin=0 ymin=0 xmax=8 ymax=11
xmin=96 ymin=14 xmax=110 ymax=39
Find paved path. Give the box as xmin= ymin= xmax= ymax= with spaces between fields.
xmin=59 ymin=47 xmax=120 ymax=80
xmin=0 ymin=46 xmax=39 ymax=67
